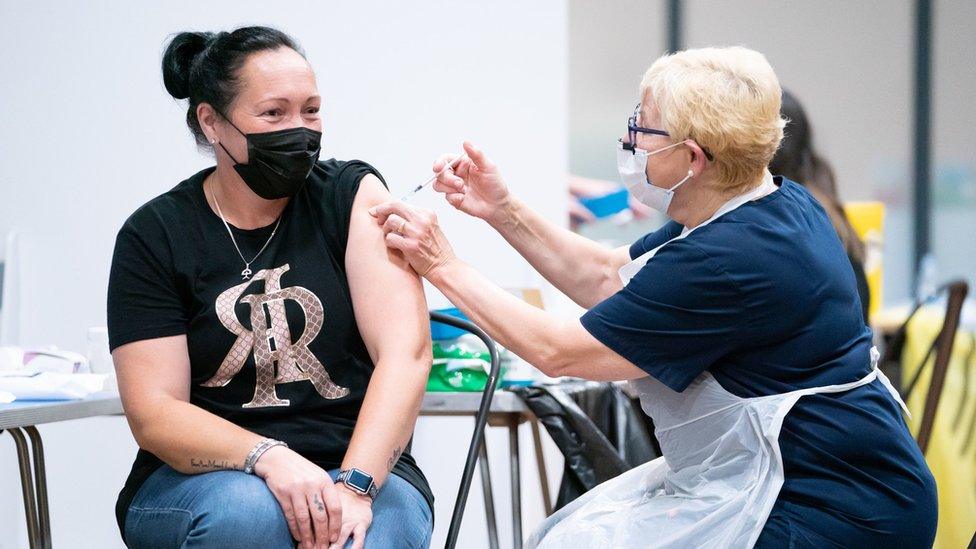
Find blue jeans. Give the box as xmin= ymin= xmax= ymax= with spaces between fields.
xmin=124 ymin=465 xmax=432 ymax=548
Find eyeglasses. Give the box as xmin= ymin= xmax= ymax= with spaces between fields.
xmin=626 ymin=103 xmax=714 ymax=161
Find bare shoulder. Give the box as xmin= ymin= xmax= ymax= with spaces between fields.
xmin=352 ymin=173 xmax=391 ymax=210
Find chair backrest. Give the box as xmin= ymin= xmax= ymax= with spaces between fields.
xmin=429 ymin=311 xmax=501 ymax=549
xmin=883 ymin=280 xmax=969 ymax=455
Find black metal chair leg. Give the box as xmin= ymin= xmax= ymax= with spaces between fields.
xmin=478 ymin=437 xmax=500 ymax=549
xmin=8 ymin=427 xmax=40 ymax=549
xmin=25 ymin=426 xmax=52 ymax=549
xmin=530 ymin=420 xmax=553 ymax=516
xmin=509 ymin=417 xmax=522 ymax=549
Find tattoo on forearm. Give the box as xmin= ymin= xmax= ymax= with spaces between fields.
xmin=387 ymin=446 xmax=403 ymax=471
xmin=189 ymin=458 xmax=241 ymax=471
xmin=314 ymin=494 xmax=325 ymax=512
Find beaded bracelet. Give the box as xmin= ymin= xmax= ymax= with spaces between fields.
xmin=243 ymin=438 xmax=288 ymax=474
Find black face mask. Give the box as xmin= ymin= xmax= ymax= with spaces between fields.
xmin=216 ymin=113 xmax=322 ymax=200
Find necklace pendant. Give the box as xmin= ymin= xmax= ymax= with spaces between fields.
xmin=241 ymin=266 xmax=252 ymax=280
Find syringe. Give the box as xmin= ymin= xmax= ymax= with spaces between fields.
xmin=399 ymin=153 xmax=467 ymax=202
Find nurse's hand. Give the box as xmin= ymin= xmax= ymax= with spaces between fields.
xmin=369 ymin=201 xmax=457 ymax=277
xmin=433 ymin=141 xmax=512 ymax=224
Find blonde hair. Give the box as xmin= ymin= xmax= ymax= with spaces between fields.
xmin=640 ymin=46 xmax=786 ymax=193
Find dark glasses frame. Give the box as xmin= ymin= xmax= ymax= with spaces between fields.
xmin=626 ymin=103 xmax=714 ymax=161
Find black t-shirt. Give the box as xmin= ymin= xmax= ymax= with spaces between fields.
xmin=107 ymin=159 xmax=433 ymax=540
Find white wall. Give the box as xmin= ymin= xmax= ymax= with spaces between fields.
xmin=931 ymin=0 xmax=976 ymax=290
xmin=0 ymin=1 xmax=568 ymax=547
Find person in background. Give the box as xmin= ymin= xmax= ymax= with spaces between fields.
xmin=770 ymin=89 xmax=870 ymax=321
xmin=569 ymin=175 xmax=653 ymax=229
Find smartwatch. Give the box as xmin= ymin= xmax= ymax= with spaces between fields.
xmin=336 ymin=468 xmax=379 ymax=500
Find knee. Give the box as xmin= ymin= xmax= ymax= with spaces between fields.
xmin=191 ymin=472 xmax=292 ymax=547
xmin=368 ymin=475 xmax=432 ymax=547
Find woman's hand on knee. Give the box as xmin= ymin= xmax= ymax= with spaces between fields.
xmin=329 ymin=485 xmax=373 ymax=549
xmin=254 ymin=446 xmax=342 ymax=549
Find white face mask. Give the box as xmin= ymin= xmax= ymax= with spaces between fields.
xmin=616 ymin=140 xmax=694 ymax=215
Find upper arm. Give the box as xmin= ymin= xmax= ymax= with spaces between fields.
xmin=549 ymin=318 xmax=647 ymax=381
xmin=107 ymin=222 xmax=191 ymax=433
xmin=610 ymin=245 xmax=632 ymax=269
xmin=589 ymin=245 xmax=632 ymax=307
xmin=113 ymin=335 xmax=191 ymax=441
xmin=345 ymin=175 xmax=432 ymax=366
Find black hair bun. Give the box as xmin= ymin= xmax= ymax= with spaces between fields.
xmin=161 ymin=31 xmax=214 ymax=100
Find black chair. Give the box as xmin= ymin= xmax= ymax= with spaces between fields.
xmin=429 ymin=311 xmax=502 ymax=549
xmin=880 ymin=280 xmax=969 ymax=455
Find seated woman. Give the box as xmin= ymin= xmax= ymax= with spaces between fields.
xmin=370 ymin=46 xmax=937 ymax=547
xmin=108 ymin=26 xmax=433 ymax=549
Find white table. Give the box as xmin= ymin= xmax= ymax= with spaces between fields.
xmin=0 ymin=390 xmax=547 ymax=549
xmin=0 ymin=392 xmax=123 ymax=549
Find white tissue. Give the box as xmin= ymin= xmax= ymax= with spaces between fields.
xmin=0 ymin=372 xmax=107 ymax=401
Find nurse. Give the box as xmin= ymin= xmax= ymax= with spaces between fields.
xmin=371 ymin=46 xmax=937 ymax=547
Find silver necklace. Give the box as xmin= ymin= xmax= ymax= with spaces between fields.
xmin=207 ymin=179 xmax=282 ymax=281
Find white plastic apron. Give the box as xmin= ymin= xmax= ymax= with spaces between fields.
xmin=527 ymin=173 xmax=909 ymax=548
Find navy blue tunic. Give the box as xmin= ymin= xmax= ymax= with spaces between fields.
xmin=581 ymin=178 xmax=937 ymax=547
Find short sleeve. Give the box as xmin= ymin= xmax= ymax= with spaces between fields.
xmin=581 ymin=239 xmax=747 ymax=392
xmin=331 ymin=160 xmax=388 ymax=248
xmin=107 ymin=222 xmax=187 ymax=351
xmin=629 ymin=220 xmax=683 ymax=259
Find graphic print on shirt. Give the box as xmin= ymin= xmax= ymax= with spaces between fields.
xmin=201 ymin=263 xmax=350 ymax=407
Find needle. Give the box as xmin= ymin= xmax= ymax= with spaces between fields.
xmin=399 ymin=153 xmax=467 ymax=202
